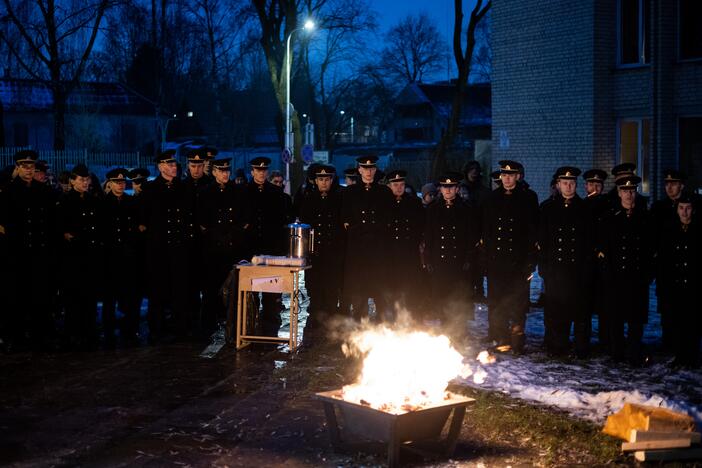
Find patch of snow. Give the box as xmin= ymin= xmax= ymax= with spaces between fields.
xmin=457 ymin=276 xmax=702 ymax=424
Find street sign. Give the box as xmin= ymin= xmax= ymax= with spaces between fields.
xmin=301 ymin=144 xmax=314 ymax=163
xmin=281 ymin=147 xmax=292 ymax=164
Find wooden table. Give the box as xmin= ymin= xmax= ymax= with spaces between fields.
xmin=231 ymin=264 xmax=310 ymax=351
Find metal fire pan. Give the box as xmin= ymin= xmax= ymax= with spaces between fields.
xmin=315 ymin=390 xmax=474 ymax=442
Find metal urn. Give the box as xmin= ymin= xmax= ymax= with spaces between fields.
xmin=287 ymin=219 xmax=314 ymax=259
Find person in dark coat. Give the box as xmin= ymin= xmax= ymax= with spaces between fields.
xmin=129 ymin=168 xmax=150 ymax=195
xmin=650 ymin=169 xmax=701 ymax=351
xmin=341 ymin=155 xmax=393 ymax=320
xmin=655 ymin=194 xmax=701 ymax=367
xmin=33 ymin=160 xmax=50 ymax=185
xmin=482 ymin=160 xmax=539 ymax=353
xmin=382 ymin=170 xmax=424 ymax=320
xmin=459 ymin=160 xmax=490 ymax=302
xmin=424 ymin=173 xmax=478 ymax=326
xmin=343 ymin=168 xmax=359 ymax=187
xmin=293 ymin=163 xmax=321 ymax=217
xmin=197 ymin=158 xmax=248 ymax=336
xmin=459 ymin=161 xmax=491 ymax=207
xmin=489 ymin=170 xmax=502 ymax=189
xmin=0 ymin=150 xmax=58 ymax=351
xmin=582 ymin=169 xmax=610 ymax=350
xmin=607 ymin=163 xmax=648 ymax=209
xmin=139 ymin=150 xmax=194 ymax=341
xmin=299 ymin=165 xmax=345 ymax=333
xmin=597 ymin=175 xmax=652 ymax=366
xmin=244 ymin=156 xmax=293 ymax=335
xmin=57 ymin=164 xmax=104 ymax=350
xmin=538 ymin=167 xmax=593 ymax=357
xmin=101 ymin=168 xmax=140 ymax=348
xmin=128 ymin=168 xmax=150 ymax=317
xmin=183 ymin=148 xmax=213 ymax=326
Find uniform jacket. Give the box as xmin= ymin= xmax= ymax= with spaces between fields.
xmin=56 ymin=190 xmax=104 ymax=251
xmin=341 ymin=181 xmax=393 ymax=291
xmin=299 ymin=187 xmax=344 ymax=262
xmin=482 ymin=186 xmax=539 ymax=275
xmin=388 ymin=193 xmax=424 ymax=262
xmin=102 ymin=192 xmax=139 ymax=250
xmin=597 ymin=204 xmax=652 ymax=322
xmin=139 ymin=175 xmax=194 ymax=248
xmin=424 ymin=197 xmax=477 ymax=272
xmin=244 ymin=181 xmax=292 ymax=256
xmin=0 ymin=177 xmax=57 ymax=251
xmin=538 ymin=194 xmax=593 ymax=290
xmin=655 ymin=219 xmax=701 ymax=299
xmin=197 ymin=181 xmax=248 ymax=257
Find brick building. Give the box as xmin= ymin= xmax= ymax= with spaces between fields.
xmin=491 ymin=0 xmax=702 ymax=200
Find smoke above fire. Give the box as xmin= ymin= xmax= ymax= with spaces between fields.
xmin=336 ymin=309 xmax=494 ymax=414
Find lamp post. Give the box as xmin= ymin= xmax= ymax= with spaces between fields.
xmin=339 ymin=110 xmax=354 ymax=143
xmin=285 ymin=19 xmax=315 ymax=194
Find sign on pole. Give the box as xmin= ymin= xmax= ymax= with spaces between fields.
xmin=301 ymin=144 xmax=314 ymax=164
xmin=281 ymin=147 xmax=292 ymax=164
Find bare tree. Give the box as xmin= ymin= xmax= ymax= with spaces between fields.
xmin=380 ymin=13 xmax=445 ymax=84
xmin=187 ymin=0 xmax=251 ymax=86
xmin=301 ymin=0 xmax=376 ymax=153
xmin=431 ymin=0 xmax=490 ymax=177
xmin=0 ymin=0 xmax=113 ymax=149
xmin=251 ymin=0 xmax=329 ymax=188
xmin=470 ymin=10 xmax=491 ymax=83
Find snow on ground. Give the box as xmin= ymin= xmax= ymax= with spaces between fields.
xmin=276 ymin=271 xmax=701 ymax=425
xmin=457 ymin=275 xmax=702 ymax=425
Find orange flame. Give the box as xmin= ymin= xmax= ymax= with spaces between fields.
xmin=341 ymin=326 xmax=474 ymax=414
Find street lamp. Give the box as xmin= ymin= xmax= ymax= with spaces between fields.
xmin=339 ymin=110 xmax=354 ymax=143
xmin=285 ymin=18 xmax=315 ymax=194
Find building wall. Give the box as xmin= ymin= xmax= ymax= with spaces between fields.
xmin=2 ymin=112 xmax=155 ymax=152
xmin=494 ymin=0 xmax=702 ymax=200
xmin=492 ymin=0 xmax=596 ymax=200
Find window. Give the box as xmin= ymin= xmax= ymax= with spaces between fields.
xmin=679 ymin=0 xmax=702 ymax=60
xmin=13 ymin=122 xmax=28 ymax=147
xmin=618 ymin=119 xmax=650 ymax=193
xmin=618 ymin=0 xmax=650 ymax=65
xmin=679 ymin=117 xmax=702 ymax=193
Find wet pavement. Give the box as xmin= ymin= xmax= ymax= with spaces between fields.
xmin=1 ymin=330 xmax=553 ymax=467
xmin=1 ymin=338 xmax=339 ymax=467
xmin=1 ymin=273 xmax=622 ymax=467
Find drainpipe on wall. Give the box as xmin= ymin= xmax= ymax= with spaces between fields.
xmin=650 ymin=0 xmax=659 ymax=201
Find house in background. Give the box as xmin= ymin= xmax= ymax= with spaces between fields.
xmin=393 ymin=82 xmax=491 ymax=148
xmin=491 ymin=0 xmax=702 ymax=200
xmin=0 ymin=78 xmax=158 ymax=152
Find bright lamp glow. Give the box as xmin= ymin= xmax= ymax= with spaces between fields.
xmin=304 ymin=19 xmax=315 ymax=31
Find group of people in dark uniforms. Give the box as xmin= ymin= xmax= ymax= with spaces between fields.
xmin=0 ymin=148 xmax=699 ymax=368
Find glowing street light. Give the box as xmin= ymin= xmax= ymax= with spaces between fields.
xmin=284 ymin=19 xmax=316 ymax=194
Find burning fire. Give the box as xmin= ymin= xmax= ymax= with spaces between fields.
xmin=340 ymin=326 xmax=491 ymax=414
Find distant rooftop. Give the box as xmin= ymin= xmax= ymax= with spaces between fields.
xmin=395 ymin=82 xmax=492 ymax=126
xmin=0 ymin=78 xmax=156 ymax=115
